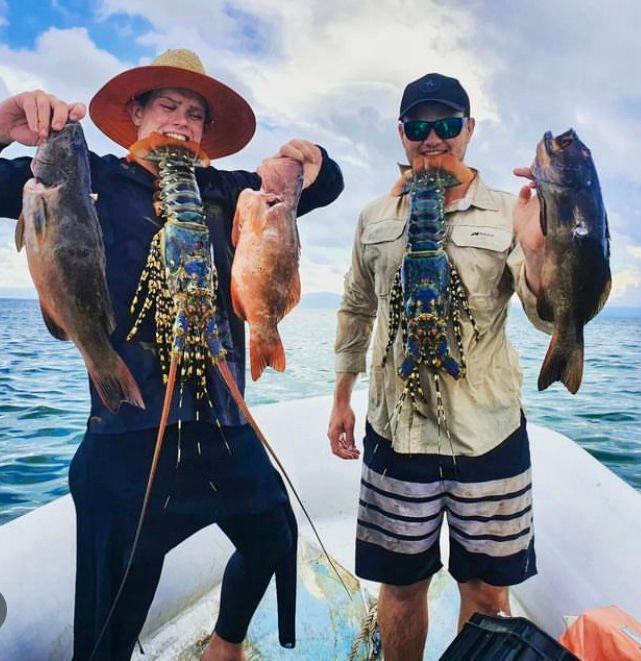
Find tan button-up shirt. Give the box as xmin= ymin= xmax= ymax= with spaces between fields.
xmin=334 ymin=172 xmax=552 ymax=456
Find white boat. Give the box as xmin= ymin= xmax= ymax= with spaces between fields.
xmin=1 ymin=391 xmax=640 ymax=659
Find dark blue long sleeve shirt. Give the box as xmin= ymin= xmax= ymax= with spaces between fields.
xmin=0 ymin=146 xmax=344 ymax=433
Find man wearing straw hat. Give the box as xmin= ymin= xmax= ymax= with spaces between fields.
xmin=0 ymin=49 xmax=343 ymax=660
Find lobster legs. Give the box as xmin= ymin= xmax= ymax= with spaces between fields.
xmin=383 ymin=156 xmax=478 ymax=436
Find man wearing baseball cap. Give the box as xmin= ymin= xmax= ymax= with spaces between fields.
xmin=329 ymin=72 xmax=547 ymax=658
xmin=0 ymin=49 xmax=344 ymax=660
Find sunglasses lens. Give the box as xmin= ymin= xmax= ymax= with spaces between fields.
xmin=435 ymin=117 xmax=464 ymax=139
xmin=403 ymin=121 xmax=429 ymax=141
xmin=403 ymin=118 xmax=465 ymax=141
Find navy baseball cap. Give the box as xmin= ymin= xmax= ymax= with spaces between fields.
xmin=399 ymin=73 xmax=470 ymax=119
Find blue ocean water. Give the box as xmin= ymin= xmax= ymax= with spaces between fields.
xmin=0 ymin=298 xmax=639 ymax=526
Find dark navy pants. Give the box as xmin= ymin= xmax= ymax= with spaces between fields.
xmin=69 ymin=421 xmax=297 ymax=661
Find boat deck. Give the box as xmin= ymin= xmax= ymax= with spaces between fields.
xmin=133 ymin=519 xmax=529 ymax=660
xmin=1 ymin=392 xmax=640 ymax=660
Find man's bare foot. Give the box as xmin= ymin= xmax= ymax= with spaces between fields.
xmin=201 ymin=632 xmax=246 ymax=661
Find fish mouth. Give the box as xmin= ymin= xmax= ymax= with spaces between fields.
xmin=544 ymin=129 xmax=577 ymax=154
xmin=23 ymin=178 xmax=51 ymax=196
xmin=535 ymin=128 xmax=578 ymax=182
xmin=534 ymin=133 xmax=553 ymax=175
xmin=30 ymin=157 xmax=56 ymax=186
xmin=265 ymin=194 xmax=283 ymax=208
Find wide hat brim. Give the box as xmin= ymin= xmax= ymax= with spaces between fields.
xmin=89 ymin=65 xmax=256 ymax=159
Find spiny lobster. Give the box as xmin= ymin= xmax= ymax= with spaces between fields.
xmin=383 ymin=154 xmax=478 ymax=435
xmin=89 ymin=133 xmax=346 ymax=658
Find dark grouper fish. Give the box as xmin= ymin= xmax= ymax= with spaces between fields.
xmin=532 ymin=129 xmax=611 ymax=394
xmin=15 ymin=122 xmax=144 ymax=412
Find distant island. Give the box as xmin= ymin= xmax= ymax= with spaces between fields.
xmin=1 ymin=289 xmax=638 ymax=317
xmin=0 ymin=287 xmax=35 ymax=299
xmin=509 ymin=302 xmax=641 ymax=320
xmin=0 ymin=289 xmax=345 ymax=310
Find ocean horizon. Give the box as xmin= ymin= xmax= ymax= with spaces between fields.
xmin=0 ymin=296 xmax=639 ymax=526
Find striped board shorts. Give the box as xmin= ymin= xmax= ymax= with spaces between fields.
xmin=355 ymin=416 xmax=537 ymax=586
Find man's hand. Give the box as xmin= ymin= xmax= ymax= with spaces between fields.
xmin=327 ymin=401 xmax=360 ymax=460
xmin=0 ymin=91 xmax=86 ymax=147
xmin=513 ymin=166 xmax=545 ymax=296
xmin=328 ymin=372 xmax=360 ymax=460
xmin=268 ymin=139 xmax=322 ymax=189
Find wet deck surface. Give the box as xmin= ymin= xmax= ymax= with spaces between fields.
xmin=133 ymin=535 xmax=466 ymax=660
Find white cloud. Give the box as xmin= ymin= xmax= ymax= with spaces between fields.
xmin=0 ymin=224 xmax=31 ymax=288
xmin=627 ymin=245 xmax=641 ymax=260
xmin=0 ymin=27 xmax=131 ymax=157
xmin=609 ymin=268 xmax=641 ymax=307
xmin=1 ymin=1 xmax=640 ymax=303
xmin=0 ymin=28 xmax=121 ymax=99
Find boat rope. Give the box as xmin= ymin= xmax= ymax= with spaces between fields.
xmin=349 ymin=601 xmax=381 ymax=660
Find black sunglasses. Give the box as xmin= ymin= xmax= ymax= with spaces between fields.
xmin=402 ymin=117 xmax=467 ymax=141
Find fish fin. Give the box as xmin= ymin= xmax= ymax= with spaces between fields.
xmin=88 ymin=357 xmax=145 ymax=412
xmin=232 ymin=190 xmax=271 ymax=246
xmin=593 ymin=274 xmax=611 ymax=319
xmin=538 ymin=194 xmax=548 ymax=236
xmin=583 ymin=268 xmax=611 ymax=323
xmin=40 ymin=304 xmax=69 ymax=340
xmin=231 ymin=192 xmax=247 ymax=247
xmin=15 ymin=215 xmax=25 ymax=251
xmin=537 ymin=331 xmax=584 ymax=394
xmin=231 ymin=279 xmax=247 ymax=320
xmin=250 ymin=327 xmax=286 ymax=381
xmin=30 ymin=195 xmax=48 ymax=239
xmin=22 ymin=180 xmax=61 ymax=245
xmin=536 ymin=291 xmax=555 ymax=323
xmin=581 ymin=241 xmax=612 ymax=322
xmin=283 ymin=272 xmax=301 ymax=316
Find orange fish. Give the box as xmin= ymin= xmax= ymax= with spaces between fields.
xmin=231 ymin=157 xmax=304 ymax=380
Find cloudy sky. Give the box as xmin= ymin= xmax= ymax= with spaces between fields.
xmin=0 ymin=0 xmax=640 ymax=306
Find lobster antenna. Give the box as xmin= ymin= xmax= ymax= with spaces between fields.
xmin=88 ymin=357 xmax=179 ymax=660
xmin=216 ymin=360 xmax=353 ymax=598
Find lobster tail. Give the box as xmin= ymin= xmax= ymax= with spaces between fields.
xmin=128 ymin=133 xmax=210 ymax=166
xmin=412 ymin=153 xmax=475 ymax=185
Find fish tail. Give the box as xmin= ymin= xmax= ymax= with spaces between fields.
xmin=250 ymin=326 xmax=286 ymax=381
xmin=89 ymin=356 xmax=145 ymax=412
xmin=537 ymin=329 xmax=584 ymax=394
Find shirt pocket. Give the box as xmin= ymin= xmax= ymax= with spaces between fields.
xmin=448 ymin=224 xmax=513 ymax=332
xmin=449 ymin=224 xmax=512 ymax=253
xmin=361 ymin=219 xmax=406 ymax=297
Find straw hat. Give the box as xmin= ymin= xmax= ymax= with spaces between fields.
xmin=89 ymin=49 xmax=256 ymax=159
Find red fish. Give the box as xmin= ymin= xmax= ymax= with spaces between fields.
xmin=231 ymin=157 xmax=304 ymax=380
